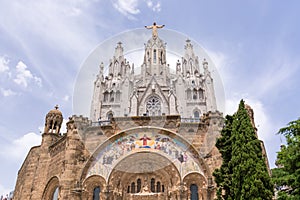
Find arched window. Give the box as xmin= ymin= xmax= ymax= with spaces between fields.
xmin=93 ymin=186 xmax=100 ymax=200
xmin=137 ymin=178 xmax=141 ymax=193
xmin=107 ymin=112 xmax=113 ymax=121
xmin=156 ymin=181 xmax=161 ymax=193
xmin=189 ymin=59 xmax=193 ymax=68
xmin=190 ymin=184 xmax=199 ymax=200
xmin=131 ymin=182 xmax=136 ymax=193
xmin=150 ymin=178 xmax=155 ymax=192
xmin=109 ymin=91 xmax=114 ymax=102
xmin=103 ymin=91 xmax=109 ymax=102
xmin=186 ymin=89 xmax=192 ymax=100
xmin=198 ymin=89 xmax=204 ymax=99
xmin=153 ymin=49 xmax=157 ymax=63
xmin=194 ymin=111 xmax=200 ymax=119
xmin=127 ymin=186 xmax=130 ymax=193
xmin=146 ymin=96 xmax=161 ymax=116
xmin=193 ymin=88 xmax=198 ymax=100
xmin=52 ymin=187 xmax=59 ymax=200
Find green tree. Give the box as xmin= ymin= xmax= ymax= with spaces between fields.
xmin=214 ymin=100 xmax=273 ymax=200
xmin=272 ymin=118 xmax=300 ymax=199
xmin=213 ymin=115 xmax=234 ymax=200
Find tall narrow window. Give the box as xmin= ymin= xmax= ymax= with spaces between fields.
xmin=103 ymin=91 xmax=109 ymax=102
xmin=151 ymin=178 xmax=155 ymax=192
xmin=193 ymin=88 xmax=198 ymax=100
xmin=110 ymin=91 xmax=114 ymax=102
xmin=194 ymin=111 xmax=200 ymax=119
xmin=190 ymin=184 xmax=199 ymax=200
xmin=156 ymin=181 xmax=161 ymax=193
xmin=137 ymin=178 xmax=141 ymax=193
xmin=199 ymin=89 xmax=204 ymax=99
xmin=186 ymin=89 xmax=192 ymax=100
xmin=162 ymin=185 xmax=165 ymax=193
xmin=107 ymin=112 xmax=113 ymax=121
xmin=153 ymin=49 xmax=157 ymax=63
xmin=93 ymin=186 xmax=100 ymax=200
xmin=131 ymin=182 xmax=136 ymax=193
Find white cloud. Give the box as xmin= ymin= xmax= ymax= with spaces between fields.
xmin=254 ymin=58 xmax=299 ymax=97
xmin=146 ymin=0 xmax=161 ymax=12
xmin=63 ymin=95 xmax=70 ymax=102
xmin=112 ymin=0 xmax=162 ymax=19
xmin=13 ymin=61 xmax=42 ymax=88
xmin=113 ymin=0 xmax=140 ymax=19
xmin=0 ymin=88 xmax=17 ymax=97
xmin=0 ymin=56 xmax=10 ymax=73
xmin=0 ymin=132 xmax=41 ymax=162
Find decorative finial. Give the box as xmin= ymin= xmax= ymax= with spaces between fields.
xmin=55 ymin=105 xmax=59 ymax=110
xmin=145 ymin=22 xmax=165 ymax=39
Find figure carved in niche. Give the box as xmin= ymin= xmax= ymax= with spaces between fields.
xmin=141 ymin=180 xmax=150 ymax=193
xmin=145 ymin=22 xmax=165 ymax=39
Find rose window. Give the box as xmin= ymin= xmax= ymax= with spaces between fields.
xmin=146 ymin=96 xmax=161 ymax=116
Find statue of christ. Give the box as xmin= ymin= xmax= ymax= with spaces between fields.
xmin=145 ymin=22 xmax=165 ymax=39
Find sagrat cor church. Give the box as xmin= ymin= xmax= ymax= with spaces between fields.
xmin=13 ymin=24 xmax=225 ymax=200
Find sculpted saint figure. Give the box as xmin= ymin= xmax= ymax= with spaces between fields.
xmin=145 ymin=22 xmax=165 ymax=38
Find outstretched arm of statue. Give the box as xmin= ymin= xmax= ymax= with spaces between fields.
xmin=145 ymin=25 xmax=153 ymax=29
xmin=157 ymin=25 xmax=165 ymax=28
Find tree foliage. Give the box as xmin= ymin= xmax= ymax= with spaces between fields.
xmin=214 ymin=100 xmax=273 ymax=200
xmin=272 ymin=118 xmax=300 ymax=199
xmin=213 ymin=115 xmax=234 ymax=200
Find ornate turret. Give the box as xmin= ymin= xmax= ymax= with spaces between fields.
xmin=108 ymin=42 xmax=131 ymax=78
xmin=141 ymin=35 xmax=167 ymax=80
xmin=181 ymin=39 xmax=200 ymax=77
xmin=44 ymin=105 xmax=63 ymax=134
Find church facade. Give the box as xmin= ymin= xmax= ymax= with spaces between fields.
xmin=13 ymin=27 xmax=225 ymax=200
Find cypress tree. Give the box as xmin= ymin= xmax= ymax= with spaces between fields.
xmin=213 ymin=114 xmax=234 ymax=200
xmin=214 ymin=100 xmax=273 ymax=200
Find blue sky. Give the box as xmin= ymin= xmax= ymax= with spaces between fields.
xmin=0 ymin=0 xmax=299 ymax=195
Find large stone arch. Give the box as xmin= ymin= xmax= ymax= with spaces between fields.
xmin=80 ymin=126 xmax=212 ymax=183
xmin=107 ymin=151 xmax=182 ymax=198
xmin=42 ymin=176 xmax=60 ymax=200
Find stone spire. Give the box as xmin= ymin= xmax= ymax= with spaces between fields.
xmin=114 ymin=42 xmax=124 ymax=58
xmin=108 ymin=42 xmax=128 ymax=78
xmin=182 ymin=39 xmax=200 ymax=77
xmin=141 ymin=32 xmax=168 ymax=80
